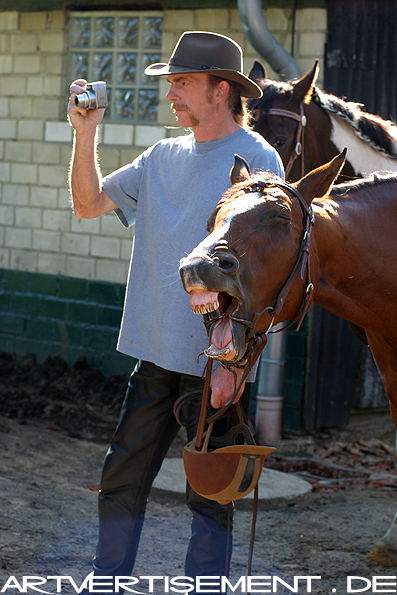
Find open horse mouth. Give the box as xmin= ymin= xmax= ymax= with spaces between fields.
xmin=189 ymin=289 xmax=245 ymax=362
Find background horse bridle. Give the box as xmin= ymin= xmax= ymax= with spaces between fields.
xmin=261 ymin=103 xmax=307 ymax=179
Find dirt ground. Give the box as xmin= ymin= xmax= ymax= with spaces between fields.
xmin=0 ymin=352 xmax=396 ymax=595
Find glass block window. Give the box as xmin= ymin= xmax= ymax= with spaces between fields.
xmin=69 ymin=12 xmax=163 ymax=123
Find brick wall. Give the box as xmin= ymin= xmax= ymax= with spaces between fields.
xmin=0 ymin=6 xmax=326 ymax=283
xmin=0 ymin=6 xmax=326 ymax=393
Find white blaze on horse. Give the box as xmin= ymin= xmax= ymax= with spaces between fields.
xmin=180 ymin=153 xmax=397 ymax=566
xmin=247 ymin=60 xmax=397 ymax=181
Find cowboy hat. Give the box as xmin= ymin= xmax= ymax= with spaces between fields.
xmin=145 ymin=31 xmax=262 ymax=99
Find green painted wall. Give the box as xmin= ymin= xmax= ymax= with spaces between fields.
xmin=0 ymin=268 xmax=132 ymax=376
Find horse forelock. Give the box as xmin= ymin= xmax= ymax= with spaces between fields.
xmin=313 ymin=89 xmax=397 ymax=159
xmin=208 ymin=171 xmax=287 ymax=231
xmin=250 ymin=80 xmax=292 ymax=110
xmin=220 ymin=172 xmax=284 ymax=207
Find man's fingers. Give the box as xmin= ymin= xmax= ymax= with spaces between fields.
xmin=69 ymin=80 xmax=88 ymax=109
xmin=70 ymin=79 xmax=87 ymax=93
xmin=67 ymin=99 xmax=88 ymax=118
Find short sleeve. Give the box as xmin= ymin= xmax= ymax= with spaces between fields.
xmin=102 ymin=150 xmax=147 ymax=228
xmin=249 ymin=138 xmax=285 ymax=182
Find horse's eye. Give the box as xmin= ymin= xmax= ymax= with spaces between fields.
xmin=273 ymin=136 xmax=287 ymax=148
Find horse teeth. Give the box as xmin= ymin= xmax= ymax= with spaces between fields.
xmin=191 ymin=299 xmax=220 ymax=315
xmin=203 ymin=301 xmax=219 ymax=314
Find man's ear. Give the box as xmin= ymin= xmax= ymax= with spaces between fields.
xmin=215 ymin=79 xmax=230 ymax=102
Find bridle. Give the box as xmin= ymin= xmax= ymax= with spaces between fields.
xmin=202 ymin=178 xmax=315 ymax=384
xmin=174 ymin=179 xmax=314 ymax=587
xmin=257 ymin=102 xmax=307 ymax=179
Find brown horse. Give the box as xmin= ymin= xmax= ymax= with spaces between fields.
xmin=179 ymin=153 xmax=397 ymax=564
xmin=247 ymin=60 xmax=397 ymax=181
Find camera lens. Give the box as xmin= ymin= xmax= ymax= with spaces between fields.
xmin=75 ymin=92 xmax=90 ymax=108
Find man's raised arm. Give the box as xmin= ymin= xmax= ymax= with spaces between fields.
xmin=67 ymin=79 xmax=117 ymax=219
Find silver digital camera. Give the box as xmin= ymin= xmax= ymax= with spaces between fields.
xmin=75 ymin=81 xmax=108 ymax=110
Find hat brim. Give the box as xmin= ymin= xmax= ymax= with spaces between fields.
xmin=145 ymin=62 xmax=262 ymax=98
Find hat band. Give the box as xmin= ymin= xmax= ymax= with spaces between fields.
xmin=169 ymin=57 xmax=233 ymax=72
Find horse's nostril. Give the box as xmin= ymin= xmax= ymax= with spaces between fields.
xmin=213 ymin=253 xmax=239 ymax=272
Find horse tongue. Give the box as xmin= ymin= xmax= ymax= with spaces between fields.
xmin=211 ymin=317 xmax=233 ymax=349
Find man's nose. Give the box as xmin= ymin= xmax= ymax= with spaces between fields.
xmin=166 ymin=85 xmax=178 ymax=102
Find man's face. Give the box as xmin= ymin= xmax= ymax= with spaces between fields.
xmin=166 ymin=72 xmax=217 ymax=128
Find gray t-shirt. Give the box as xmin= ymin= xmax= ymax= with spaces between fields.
xmin=103 ymin=127 xmax=284 ymax=376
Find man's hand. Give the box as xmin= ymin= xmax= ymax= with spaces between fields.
xmin=210 ymin=365 xmax=245 ymax=408
xmin=67 ymin=79 xmax=105 ymax=133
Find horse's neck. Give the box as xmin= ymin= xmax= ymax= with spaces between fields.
xmin=309 ymin=197 xmax=367 ymax=325
xmin=311 ymin=182 xmax=397 ymax=328
xmin=304 ymin=103 xmax=338 ymax=171
xmin=329 ymin=113 xmax=397 ymax=176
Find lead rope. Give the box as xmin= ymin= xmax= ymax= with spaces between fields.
xmin=224 ymin=455 xmax=259 ymax=595
xmin=222 ymin=429 xmax=259 ymax=595
xmin=196 ymin=342 xmax=268 ymax=593
xmin=194 ymin=358 xmax=213 ymax=449
xmin=248 ymin=485 xmax=259 ymax=578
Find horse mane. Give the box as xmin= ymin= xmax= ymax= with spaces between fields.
xmin=254 ymin=78 xmax=397 ymax=160
xmin=312 ymin=88 xmax=397 ymax=159
xmin=210 ymin=171 xmax=397 ymax=232
xmin=331 ymin=171 xmax=397 ymax=198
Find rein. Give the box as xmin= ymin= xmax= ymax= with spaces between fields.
xmin=266 ymin=103 xmax=307 ymax=179
xmin=173 ymin=338 xmax=268 ymax=584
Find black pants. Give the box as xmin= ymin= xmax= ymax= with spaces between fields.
xmin=92 ymin=360 xmax=249 ymax=584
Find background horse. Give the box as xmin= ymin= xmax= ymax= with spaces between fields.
xmin=248 ymin=60 xmax=397 ymax=400
xmin=179 ymin=153 xmax=397 ymax=565
xmin=247 ymin=60 xmax=397 ymax=181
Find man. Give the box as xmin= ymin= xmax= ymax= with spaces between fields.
xmin=68 ymin=31 xmax=283 ymax=587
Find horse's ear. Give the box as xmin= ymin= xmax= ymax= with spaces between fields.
xmin=294 ymin=149 xmax=347 ymax=204
xmin=291 ymin=59 xmax=319 ymax=105
xmin=248 ymin=60 xmax=267 ymax=84
xmin=230 ymin=154 xmax=251 ymax=185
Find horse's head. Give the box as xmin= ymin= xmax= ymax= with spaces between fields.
xmin=247 ymin=60 xmax=328 ymax=180
xmin=179 ymin=150 xmax=346 ymax=367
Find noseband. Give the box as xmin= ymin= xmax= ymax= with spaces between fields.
xmin=203 ymin=178 xmax=315 ymax=372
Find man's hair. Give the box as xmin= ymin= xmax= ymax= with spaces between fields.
xmin=208 ymin=76 xmax=251 ymax=128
